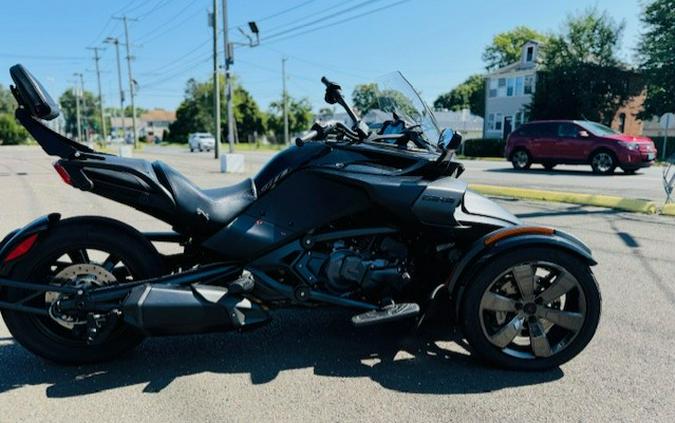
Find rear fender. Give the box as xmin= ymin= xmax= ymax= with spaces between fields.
xmin=424 ymin=226 xmax=595 ymax=322
xmin=0 ymin=213 xmax=61 ymax=275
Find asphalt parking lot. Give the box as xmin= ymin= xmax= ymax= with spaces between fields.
xmin=0 ymin=145 xmax=673 ymax=422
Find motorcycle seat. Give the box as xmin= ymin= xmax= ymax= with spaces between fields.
xmin=152 ymin=161 xmax=256 ymax=230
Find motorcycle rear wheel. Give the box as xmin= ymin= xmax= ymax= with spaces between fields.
xmin=1 ymin=218 xmax=163 ymax=364
xmin=460 ymin=247 xmax=601 ymax=371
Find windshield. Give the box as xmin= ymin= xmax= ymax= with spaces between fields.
xmin=577 ymin=121 xmax=620 ymax=136
xmin=367 ymin=72 xmax=441 ymax=146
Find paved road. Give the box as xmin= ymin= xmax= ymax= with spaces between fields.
xmin=0 ymin=145 xmax=673 ymax=422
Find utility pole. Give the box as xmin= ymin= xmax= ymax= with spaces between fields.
xmin=87 ymin=47 xmax=106 ymax=142
xmin=105 ymin=37 xmax=125 ymax=141
xmin=222 ymin=0 xmax=234 ymax=154
xmin=282 ymin=57 xmax=289 ymax=145
xmin=211 ymin=1 xmax=221 ymax=159
xmin=114 ymin=15 xmax=139 ymax=148
xmin=72 ymin=76 xmax=82 ymax=142
xmin=77 ymin=72 xmax=88 ymax=142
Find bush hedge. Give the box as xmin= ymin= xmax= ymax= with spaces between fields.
xmin=462 ymin=138 xmax=505 ymax=157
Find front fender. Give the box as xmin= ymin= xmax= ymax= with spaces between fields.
xmin=447 ymin=225 xmax=595 ymax=297
xmin=0 ymin=213 xmax=61 ymax=274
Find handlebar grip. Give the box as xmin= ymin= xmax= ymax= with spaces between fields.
xmin=295 ymin=130 xmax=318 ymax=147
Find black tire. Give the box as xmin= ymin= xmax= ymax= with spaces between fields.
xmin=590 ymin=150 xmax=616 ymax=175
xmin=543 ymin=162 xmax=556 ymax=171
xmin=1 ymin=217 xmax=164 ymax=364
xmin=511 ymin=149 xmax=532 ymax=170
xmin=460 ymin=247 xmax=601 ymax=371
xmin=190 ymin=147 xmax=194 ymax=152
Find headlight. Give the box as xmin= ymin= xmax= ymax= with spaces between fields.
xmin=619 ymin=142 xmax=639 ymax=151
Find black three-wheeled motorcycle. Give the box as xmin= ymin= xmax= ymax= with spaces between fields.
xmin=0 ymin=65 xmax=600 ymax=370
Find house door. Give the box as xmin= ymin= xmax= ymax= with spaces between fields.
xmin=503 ymin=116 xmax=513 ymax=139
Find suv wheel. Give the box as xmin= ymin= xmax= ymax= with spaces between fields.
xmin=511 ymin=149 xmax=532 ymax=170
xmin=591 ymin=151 xmax=616 ymax=175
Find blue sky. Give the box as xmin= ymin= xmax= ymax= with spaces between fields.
xmin=0 ymin=0 xmax=643 ymax=112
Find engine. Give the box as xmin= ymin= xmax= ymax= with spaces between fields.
xmin=319 ymin=237 xmax=410 ymax=296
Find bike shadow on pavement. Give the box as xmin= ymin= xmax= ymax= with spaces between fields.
xmin=0 ymin=309 xmax=563 ymax=398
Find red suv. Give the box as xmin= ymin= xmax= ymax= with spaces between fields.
xmin=504 ymin=120 xmax=657 ymax=174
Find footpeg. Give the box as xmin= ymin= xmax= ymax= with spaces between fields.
xmin=228 ymin=270 xmax=255 ymax=294
xmin=351 ymin=303 xmax=420 ymax=327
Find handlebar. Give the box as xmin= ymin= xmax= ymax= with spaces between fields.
xmin=295 ymin=130 xmax=319 ymax=147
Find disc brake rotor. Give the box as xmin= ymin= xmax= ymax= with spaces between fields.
xmin=46 ymin=263 xmax=118 ymax=329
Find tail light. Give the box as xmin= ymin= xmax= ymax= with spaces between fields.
xmin=3 ymin=233 xmax=39 ymax=263
xmin=52 ymin=162 xmax=72 ymax=185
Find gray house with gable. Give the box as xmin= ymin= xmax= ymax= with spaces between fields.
xmin=483 ymin=40 xmax=541 ymax=139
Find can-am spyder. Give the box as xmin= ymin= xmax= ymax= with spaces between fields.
xmin=0 ymin=65 xmax=600 ymax=370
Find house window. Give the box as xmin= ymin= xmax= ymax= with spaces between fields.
xmin=524 ymin=75 xmax=534 ymax=94
xmin=498 ymin=78 xmax=506 ymax=97
xmin=495 ymin=113 xmax=503 ymax=131
xmin=487 ymin=113 xmax=495 ymax=130
xmin=506 ymin=78 xmax=515 ymax=96
xmin=488 ymin=78 xmax=497 ymax=98
xmin=526 ymin=46 xmax=534 ymax=62
xmin=515 ymin=76 xmax=524 ymax=96
xmin=515 ymin=111 xmax=523 ymax=128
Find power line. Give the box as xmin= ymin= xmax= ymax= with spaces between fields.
xmin=136 ymin=0 xmax=177 ymax=20
xmin=139 ymin=38 xmax=211 ymax=76
xmin=261 ymin=0 xmax=362 ymax=35
xmin=265 ymin=0 xmax=411 ymax=44
xmin=134 ymin=0 xmax=201 ymax=44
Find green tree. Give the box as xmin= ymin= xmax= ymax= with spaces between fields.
xmin=267 ymin=96 xmax=313 ymax=143
xmin=527 ymin=9 xmax=635 ymax=124
xmin=482 ymin=26 xmax=549 ymax=70
xmin=59 ymin=88 xmax=102 ymax=139
xmin=351 ymin=83 xmax=379 ymax=115
xmin=433 ymin=74 xmax=486 ymax=117
xmin=637 ymin=0 xmax=675 ymax=118
xmin=0 ymin=113 xmax=28 ymax=145
xmin=0 ymin=84 xmax=16 ymax=114
xmin=168 ymin=75 xmax=265 ymax=143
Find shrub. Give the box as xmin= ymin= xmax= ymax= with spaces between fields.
xmin=0 ymin=113 xmax=28 ymax=145
xmin=462 ymin=138 xmax=505 ymax=157
xmin=653 ymin=136 xmax=675 ymax=161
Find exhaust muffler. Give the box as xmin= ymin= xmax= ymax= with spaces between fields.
xmin=122 ymin=283 xmax=269 ymax=336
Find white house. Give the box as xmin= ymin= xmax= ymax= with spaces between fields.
xmin=483 ymin=40 xmax=540 ymax=139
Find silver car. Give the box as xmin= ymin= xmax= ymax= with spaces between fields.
xmin=188 ymin=132 xmax=216 ymax=152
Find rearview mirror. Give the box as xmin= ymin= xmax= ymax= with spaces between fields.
xmin=578 ymin=130 xmax=590 ymax=138
xmin=9 ymin=64 xmax=60 ymax=121
xmin=438 ymin=128 xmax=462 ymax=151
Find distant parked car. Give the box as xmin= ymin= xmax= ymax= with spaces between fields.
xmin=505 ymin=120 xmax=657 ymax=175
xmin=188 ymin=133 xmax=216 ymax=152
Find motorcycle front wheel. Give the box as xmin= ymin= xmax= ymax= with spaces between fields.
xmin=460 ymin=247 xmax=601 ymax=371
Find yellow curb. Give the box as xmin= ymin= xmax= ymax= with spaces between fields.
xmin=662 ymin=203 xmax=675 ymax=216
xmin=467 ymin=184 xmax=658 ymax=214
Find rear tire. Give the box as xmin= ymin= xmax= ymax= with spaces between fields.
xmin=511 ymin=149 xmax=532 ymax=170
xmin=460 ymin=247 xmax=601 ymax=371
xmin=1 ymin=218 xmax=164 ymax=364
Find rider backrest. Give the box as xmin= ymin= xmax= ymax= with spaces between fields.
xmin=9 ymin=64 xmax=60 ymax=121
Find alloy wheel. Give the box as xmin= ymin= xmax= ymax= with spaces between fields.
xmin=478 ymin=261 xmax=586 ymax=359
xmin=592 ymin=152 xmax=614 ymax=173
xmin=512 ymin=150 xmax=529 ymax=169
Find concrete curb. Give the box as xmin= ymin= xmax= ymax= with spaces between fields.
xmin=661 ymin=203 xmax=675 ymax=216
xmin=467 ymin=184 xmax=659 ymax=214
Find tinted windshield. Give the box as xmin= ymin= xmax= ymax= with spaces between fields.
xmin=369 ymin=72 xmax=440 ymax=145
xmin=577 ymin=121 xmax=620 ymax=136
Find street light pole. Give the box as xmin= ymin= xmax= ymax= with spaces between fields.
xmin=77 ymin=72 xmax=88 ymax=143
xmin=72 ymin=77 xmax=82 ymax=142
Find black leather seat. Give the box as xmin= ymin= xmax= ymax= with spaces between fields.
xmin=152 ymin=161 xmax=256 ymax=231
